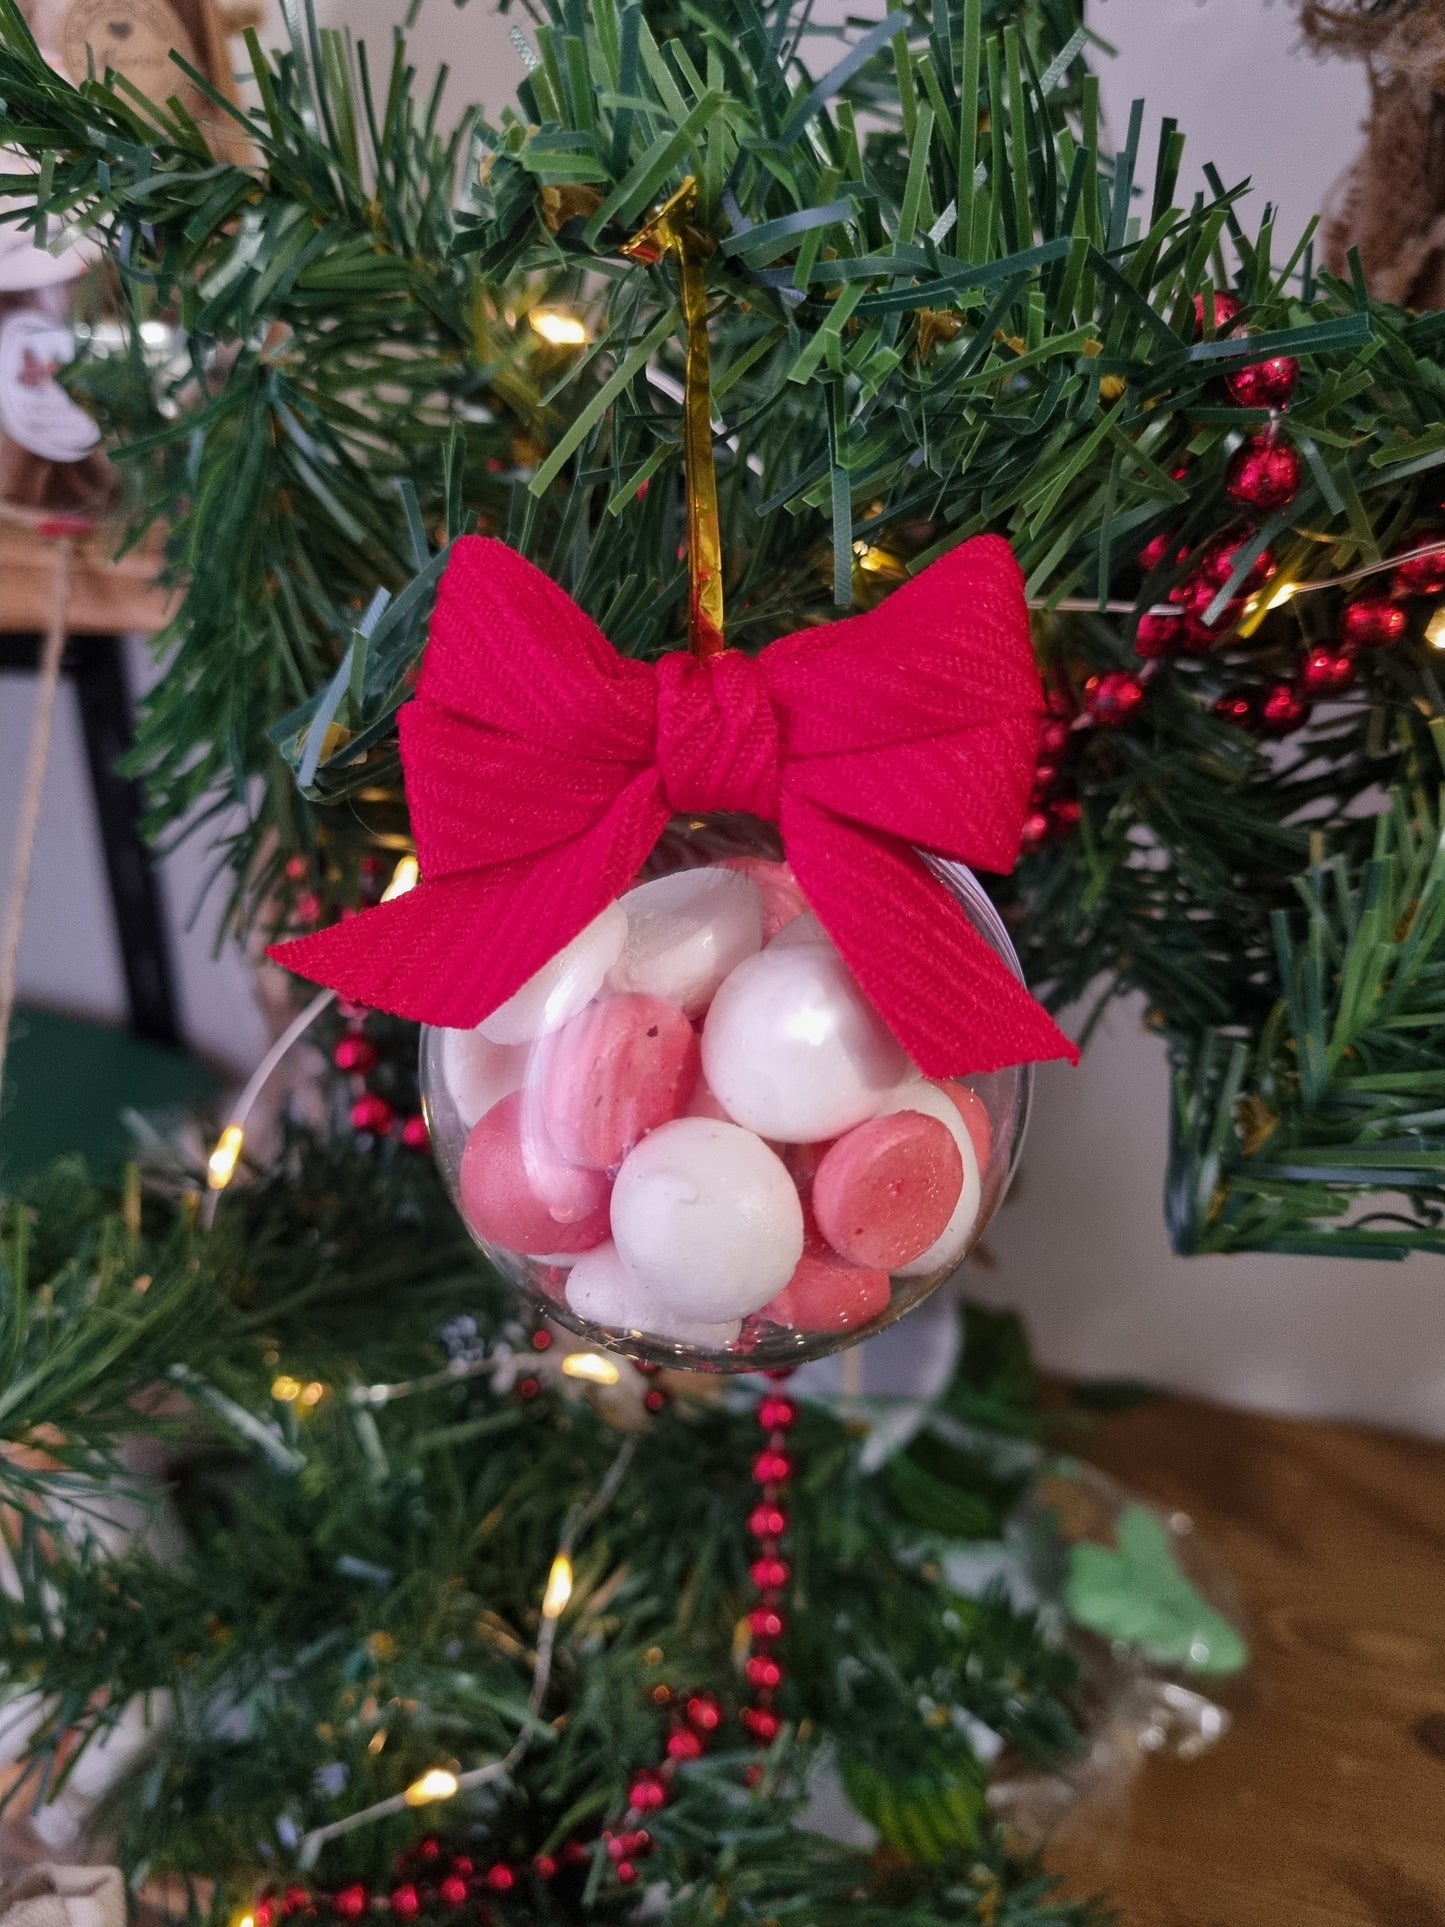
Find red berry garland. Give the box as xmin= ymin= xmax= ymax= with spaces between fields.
xmin=743 ymin=1384 xmax=795 ymax=1751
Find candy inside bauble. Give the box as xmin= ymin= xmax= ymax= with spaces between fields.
xmin=607 ymin=867 xmax=763 ymax=1014
xmin=701 ymin=941 xmax=910 ymax=1143
xmin=479 ymin=903 xmax=626 ymax=1044
xmin=421 ymin=822 xmax=1032 ymax=1371
xmin=611 ymin=1116 xmax=804 ymax=1321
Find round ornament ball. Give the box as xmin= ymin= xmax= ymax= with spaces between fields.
xmin=1223 ymin=356 xmax=1299 ymax=410
xmin=1225 ymin=437 xmax=1302 ymax=512
xmin=421 ymin=823 xmax=1030 ymax=1371
xmin=1084 ymin=670 xmax=1146 ymax=728
xmin=1392 ymin=544 xmax=1445 ymax=598
xmin=1339 ymin=595 xmax=1407 ymax=651
xmin=1213 ymin=690 xmax=1259 ymax=731
xmin=1258 ymin=680 xmax=1311 ymax=736
xmin=1192 ymin=289 xmax=1242 ymax=334
xmin=1300 ymin=646 xmax=1358 ymax=696
xmin=1134 ymin=610 xmax=1185 ymax=659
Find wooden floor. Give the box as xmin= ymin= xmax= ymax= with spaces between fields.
xmin=1049 ymin=1395 xmax=1445 ymax=1927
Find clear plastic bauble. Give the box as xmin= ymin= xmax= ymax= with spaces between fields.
xmin=421 ymin=815 xmax=1032 ymax=1371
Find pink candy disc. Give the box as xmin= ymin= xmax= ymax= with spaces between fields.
xmin=459 ymin=1091 xmax=612 ymax=1256
xmin=538 ymin=993 xmax=699 ymax=1169
xmin=720 ymin=857 xmax=808 ymax=940
xmin=943 ymin=1081 xmax=993 ymax=1171
xmin=762 ymin=1241 xmax=891 ymax=1333
xmin=812 ymin=1109 xmax=963 ymax=1269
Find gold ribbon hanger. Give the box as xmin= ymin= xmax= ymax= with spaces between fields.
xmin=623 ymin=180 xmax=725 ymax=662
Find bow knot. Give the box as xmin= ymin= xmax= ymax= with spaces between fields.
xmin=655 ymin=649 xmax=781 ymax=821
xmin=270 ymin=535 xmax=1077 ymax=1078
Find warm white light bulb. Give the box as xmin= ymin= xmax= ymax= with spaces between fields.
xmin=529 ymin=309 xmax=588 ymax=347
xmin=542 ymin=1554 xmax=574 ymax=1619
xmin=560 ymin=1352 xmax=621 ymax=1386
xmin=404 ymin=1767 xmax=460 ymax=1806
xmin=383 ymin=855 xmax=419 ymax=902
xmin=207 ymin=1123 xmax=245 ymax=1190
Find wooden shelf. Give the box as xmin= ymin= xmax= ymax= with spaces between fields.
xmin=1047 ymin=1393 xmax=1445 ymax=1925
xmin=0 ymin=522 xmax=176 ymax=636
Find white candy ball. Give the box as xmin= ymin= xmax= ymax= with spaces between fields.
xmin=701 ymin=945 xmax=910 ymax=1143
xmin=565 ymin=1239 xmax=741 ymax=1348
xmin=611 ymin=1117 xmax=803 ymax=1321
xmin=607 ymin=867 xmax=763 ymax=1015
xmin=479 ymin=903 xmax=627 ymax=1044
xmin=875 ymin=1082 xmax=982 ymax=1275
xmin=441 ymin=1027 xmax=528 ymax=1130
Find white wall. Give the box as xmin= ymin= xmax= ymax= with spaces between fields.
xmin=15 ymin=2 xmax=1441 ymax=1434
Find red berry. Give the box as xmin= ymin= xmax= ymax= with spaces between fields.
xmin=448 ymin=1860 xmax=473 ymax=1880
xmin=624 ymin=1830 xmax=653 ymax=1858
xmin=749 ymin=1605 xmax=785 ymax=1640
xmin=284 ymin=1890 xmax=312 ymax=1916
xmin=1339 ymin=594 xmax=1407 ymax=650
xmin=686 ymin=1692 xmax=722 ymax=1733
xmin=1084 ymin=671 xmax=1146 ymax=728
xmin=1047 ymin=796 xmax=1082 ymax=840
xmin=561 ymin=1841 xmax=590 ymax=1867
xmin=332 ymin=1888 xmax=367 ymax=1922
xmin=284 ymin=854 xmax=309 ymax=882
xmin=389 ymin=1889 xmax=420 ymax=1920
xmin=757 ymin=1396 xmax=796 ymax=1431
xmin=744 ymin=1763 xmax=765 ymax=1788
xmin=667 ymin=1726 xmax=704 ymax=1761
xmin=1393 ymin=545 xmax=1445 ymax=596
xmin=742 ymin=1707 xmax=782 ymax=1743
xmin=1019 ymin=808 xmax=1050 ymax=855
xmin=643 ymin=1388 xmax=667 ymax=1414
xmin=1038 ymin=716 xmax=1072 ymax=756
xmin=1134 ymin=611 xmax=1185 ymax=659
xmin=531 ymin=1329 xmax=552 ymax=1350
xmin=748 ymin=1504 xmax=787 ymax=1538
xmin=1043 ymin=682 xmax=1075 ymax=718
xmin=399 ymin=1114 xmax=431 ymax=1152
xmin=350 ymin=1093 xmax=395 ymax=1136
xmin=1213 ymin=690 xmax=1260 ymax=730
xmin=1138 ymin=529 xmax=1177 ymax=572
xmin=614 ymin=1863 xmax=638 ymax=1885
xmin=628 ymin=1773 xmax=667 ymax=1813
xmin=417 ymin=1842 xmax=442 ymax=1863
xmin=294 ymin=892 xmax=323 ymax=926
xmin=1178 ymin=576 xmax=1245 ymax=652
xmin=438 ymin=1878 xmax=468 ymax=1909
xmin=1224 ymin=356 xmax=1299 ymax=409
xmin=360 ymin=853 xmax=384 ymax=877
xmin=751 ymin=1449 xmax=792 ymax=1485
xmin=1259 ymin=680 xmax=1311 ymax=736
xmin=517 ymin=1376 xmax=541 ymax=1400
xmin=482 ymin=1865 xmax=515 ymax=1894
xmin=1198 ymin=534 xmax=1277 ymax=593
xmin=1300 ymin=647 xmax=1358 ymax=696
xmin=1225 ymin=436 xmax=1302 ymax=511
xmin=333 ymin=1035 xmax=378 ymax=1074
xmin=1029 ymin=763 xmax=1061 ymax=805
xmin=750 ymin=1556 xmax=790 ymax=1589
xmin=532 ymin=1855 xmax=558 ymax=1881
xmin=256 ymin=1905 xmax=276 ymax=1927
xmin=1192 ymin=288 xmax=1242 ymax=335
xmin=746 ymin=1654 xmax=783 ymax=1690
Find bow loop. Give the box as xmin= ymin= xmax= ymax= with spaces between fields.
xmin=655 ymin=650 xmax=781 ymax=821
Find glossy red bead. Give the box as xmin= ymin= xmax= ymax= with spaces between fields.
xmin=531 ymin=1329 xmax=552 ymax=1351
xmin=1393 ymin=546 xmax=1445 ymax=596
xmin=614 ymin=1862 xmax=638 ymax=1885
xmin=667 ymin=1726 xmax=704 ymax=1761
xmin=749 ymin=1605 xmax=785 ymax=1640
xmin=1339 ymin=595 xmax=1407 ymax=650
xmin=1213 ymin=691 xmax=1259 ymax=730
xmin=294 ymin=892 xmax=322 ymax=926
xmin=448 ymin=1860 xmax=473 ymax=1880
xmin=350 ymin=1093 xmax=395 ymax=1136
xmin=1225 ymin=436 xmax=1302 ymax=512
xmin=1019 ymin=808 xmax=1050 ymax=855
xmin=1224 ymin=356 xmax=1299 ymax=409
xmin=1134 ymin=611 xmax=1185 ymax=659
xmin=331 ymin=1888 xmax=367 ymax=1921
xmin=1038 ymin=716 xmax=1073 ymax=756
xmin=751 ymin=1556 xmax=790 ymax=1589
xmin=1299 ymin=647 xmax=1358 ymax=695
xmin=482 ymin=1865 xmax=515 ymax=1894
xmin=1259 ymin=680 xmax=1311 ymax=736
xmin=742 ymin=1707 xmax=782 ymax=1743
xmin=752 ymin=1449 xmax=793 ymax=1485
xmin=748 ymin=1504 xmax=787 ymax=1539
xmin=628 ymin=1773 xmax=667 ymax=1813
xmin=746 ymin=1654 xmax=783 ymax=1690
xmin=284 ymin=854 xmax=309 ymax=882
xmin=284 ymin=1890 xmax=313 ymax=1915
xmin=398 ymin=1114 xmax=429 ymax=1152
xmin=438 ymin=1878 xmax=468 ymax=1908
xmin=1138 ymin=529 xmax=1177 ymax=572
xmin=1084 ymin=671 xmax=1147 ymax=728
xmin=643 ymin=1389 xmax=667 ymax=1414
xmin=1029 ymin=761 xmax=1061 ymax=802
xmin=1192 ymin=289 xmax=1242 ymax=334
xmin=686 ymin=1692 xmax=722 ymax=1733
xmin=757 ymin=1396 xmax=797 ymax=1431
xmin=1047 ymin=796 xmax=1082 ymax=839
xmin=532 ymin=1855 xmax=558 ymax=1881
xmin=255 ymin=1904 xmax=276 ymax=1927
xmin=561 ymin=1841 xmax=591 ymax=1867
xmin=517 ymin=1376 xmax=541 ymax=1400
xmin=1198 ymin=534 xmax=1277 ymax=593
xmin=624 ymin=1830 xmax=653 ymax=1857
xmin=388 ymin=1889 xmax=420 ymax=1920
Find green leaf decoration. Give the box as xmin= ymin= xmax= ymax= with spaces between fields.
xmin=1065 ymin=1504 xmax=1248 ymax=1676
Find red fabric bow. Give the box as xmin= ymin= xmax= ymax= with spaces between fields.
xmin=270 ymin=535 xmax=1076 ymax=1076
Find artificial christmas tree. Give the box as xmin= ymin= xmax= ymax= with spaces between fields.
xmin=0 ymin=0 xmax=1438 ymax=1913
